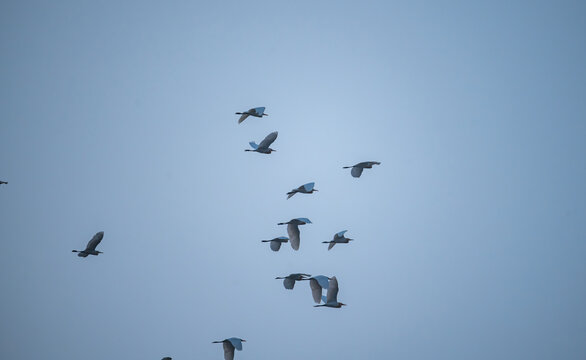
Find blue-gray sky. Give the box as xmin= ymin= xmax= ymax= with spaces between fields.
xmin=1 ymin=1 xmax=585 ymax=359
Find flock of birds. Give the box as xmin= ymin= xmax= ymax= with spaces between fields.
xmin=9 ymin=106 xmax=381 ymax=360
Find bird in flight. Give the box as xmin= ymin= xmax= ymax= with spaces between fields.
xmin=300 ymin=275 xmax=331 ymax=303
xmin=314 ymin=276 xmax=346 ymax=308
xmin=277 ymin=218 xmax=312 ymax=250
xmin=245 ymin=131 xmax=278 ymax=154
xmin=236 ymin=106 xmax=268 ymax=123
xmin=0 ymin=181 xmax=7 ymax=185
xmin=72 ymin=231 xmax=104 ymax=257
xmin=261 ymin=236 xmax=289 ymax=252
xmin=322 ymin=230 xmax=354 ymax=250
xmin=343 ymin=161 xmax=381 ymax=178
xmin=286 ymin=182 xmax=318 ymax=199
xmin=275 ymin=273 xmax=311 ymax=289
xmin=213 ymin=338 xmax=246 ymax=360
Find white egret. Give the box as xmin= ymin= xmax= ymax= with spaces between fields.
xmin=245 ymin=131 xmax=278 ymax=154
xmin=72 ymin=231 xmax=104 ymax=257
xmin=286 ymin=182 xmax=318 ymax=199
xmin=277 ymin=218 xmax=312 ymax=250
xmin=236 ymin=107 xmax=268 ymax=123
xmin=213 ymin=338 xmax=246 ymax=360
xmin=322 ymin=230 xmax=354 ymax=250
xmin=343 ymin=161 xmax=381 ymax=178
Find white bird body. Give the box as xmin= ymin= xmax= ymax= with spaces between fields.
xmin=322 ymin=230 xmax=354 ymax=250
xmin=213 ymin=338 xmax=246 ymax=360
xmin=343 ymin=161 xmax=381 ymax=178
xmin=246 ymin=131 xmax=278 ymax=154
xmin=72 ymin=231 xmax=104 ymax=257
xmin=277 ymin=218 xmax=312 ymax=250
xmin=236 ymin=107 xmax=268 ymax=123
xmin=286 ymin=182 xmax=318 ymax=199
xmin=314 ymin=276 xmax=346 ymax=308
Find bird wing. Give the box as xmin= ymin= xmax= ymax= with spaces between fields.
xmin=313 ymin=275 xmax=330 ymax=289
xmin=228 ymin=338 xmax=243 ymax=351
xmin=258 ymin=131 xmax=278 ymax=149
xmin=328 ymin=242 xmax=335 ymax=250
xmin=287 ymin=224 xmax=300 ymax=250
xmin=295 ymin=217 xmax=312 ymax=224
xmin=326 ymin=276 xmax=339 ymax=303
xmin=309 ymin=278 xmax=323 ymax=303
xmin=276 ymin=236 xmax=289 ymax=241
xmin=287 ymin=190 xmax=297 ymax=199
xmin=85 ymin=231 xmax=104 ymax=251
xmin=351 ymin=166 xmax=364 ymax=178
xmin=303 ymin=182 xmax=315 ymax=191
xmin=223 ymin=341 xmax=235 ymax=360
xmin=252 ymin=107 xmax=265 ymax=116
xmin=238 ymin=113 xmax=250 ymax=123
xmin=270 ymin=240 xmax=282 ymax=251
xmin=248 ymin=141 xmax=259 ymax=150
xmin=334 ymin=230 xmax=348 ymax=240
xmin=283 ymin=277 xmax=295 ymax=289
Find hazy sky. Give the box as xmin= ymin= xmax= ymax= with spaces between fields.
xmin=1 ymin=1 xmax=585 ymax=359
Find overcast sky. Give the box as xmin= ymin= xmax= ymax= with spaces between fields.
xmin=1 ymin=1 xmax=585 ymax=359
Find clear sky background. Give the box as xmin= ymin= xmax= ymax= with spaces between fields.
xmin=1 ymin=1 xmax=585 ymax=359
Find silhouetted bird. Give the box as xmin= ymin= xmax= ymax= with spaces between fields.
xmin=261 ymin=236 xmax=289 ymax=252
xmin=162 ymin=357 xmax=172 ymax=360
xmin=277 ymin=218 xmax=312 ymax=250
xmin=213 ymin=338 xmax=246 ymax=360
xmin=287 ymin=182 xmax=318 ymax=199
xmin=314 ymin=276 xmax=346 ymax=308
xmin=343 ymin=161 xmax=381 ymax=178
xmin=0 ymin=181 xmax=7 ymax=185
xmin=322 ymin=230 xmax=353 ymax=250
xmin=245 ymin=131 xmax=278 ymax=154
xmin=72 ymin=231 xmax=104 ymax=257
xmin=275 ymin=273 xmax=311 ymax=289
xmin=236 ymin=107 xmax=268 ymax=123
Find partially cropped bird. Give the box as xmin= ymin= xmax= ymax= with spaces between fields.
xmin=245 ymin=131 xmax=278 ymax=154
xmin=213 ymin=338 xmax=246 ymax=360
xmin=277 ymin=218 xmax=312 ymax=250
xmin=343 ymin=161 xmax=381 ymax=178
xmin=72 ymin=231 xmax=104 ymax=257
xmin=161 ymin=357 xmax=172 ymax=360
xmin=314 ymin=276 xmax=346 ymax=308
xmin=300 ymin=275 xmax=330 ymax=303
xmin=261 ymin=236 xmax=289 ymax=251
xmin=322 ymin=230 xmax=353 ymax=250
xmin=0 ymin=181 xmax=7 ymax=185
xmin=236 ymin=106 xmax=268 ymax=123
xmin=286 ymin=182 xmax=318 ymax=199
xmin=275 ymin=273 xmax=311 ymax=289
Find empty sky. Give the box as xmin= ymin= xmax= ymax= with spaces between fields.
xmin=1 ymin=1 xmax=585 ymax=359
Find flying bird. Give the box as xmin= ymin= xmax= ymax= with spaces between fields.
xmin=343 ymin=161 xmax=381 ymax=178
xmin=322 ymin=230 xmax=353 ymax=250
xmin=245 ymin=131 xmax=278 ymax=154
xmin=314 ymin=276 xmax=346 ymax=308
xmin=300 ymin=275 xmax=330 ymax=303
xmin=213 ymin=338 xmax=246 ymax=360
xmin=277 ymin=218 xmax=312 ymax=250
xmin=275 ymin=273 xmax=311 ymax=289
xmin=236 ymin=106 xmax=268 ymax=123
xmin=261 ymin=236 xmax=289 ymax=252
xmin=286 ymin=182 xmax=318 ymax=199
xmin=162 ymin=357 xmax=172 ymax=360
xmin=72 ymin=231 xmax=104 ymax=257
xmin=0 ymin=181 xmax=7 ymax=185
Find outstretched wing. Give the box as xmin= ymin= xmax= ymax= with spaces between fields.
xmin=85 ymin=231 xmax=104 ymax=252
xmin=258 ymin=131 xmax=278 ymax=149
xmin=328 ymin=242 xmax=335 ymax=250
xmin=249 ymin=141 xmax=259 ymax=150
xmin=351 ymin=166 xmax=364 ymax=178
xmin=228 ymin=338 xmax=243 ymax=351
xmin=309 ymin=278 xmax=323 ymax=304
xmin=313 ymin=275 xmax=330 ymax=289
xmin=252 ymin=107 xmax=265 ymax=116
xmin=270 ymin=240 xmax=282 ymax=252
xmin=326 ymin=276 xmax=339 ymax=304
xmin=223 ymin=341 xmax=235 ymax=360
xmin=238 ymin=113 xmax=250 ymax=123
xmin=334 ymin=230 xmax=348 ymax=240
xmin=295 ymin=217 xmax=312 ymax=224
xmin=283 ymin=277 xmax=295 ymax=289
xmin=302 ymin=182 xmax=315 ymax=191
xmin=287 ymin=224 xmax=300 ymax=250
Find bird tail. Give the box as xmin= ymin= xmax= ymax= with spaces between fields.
xmin=249 ymin=141 xmax=259 ymax=150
